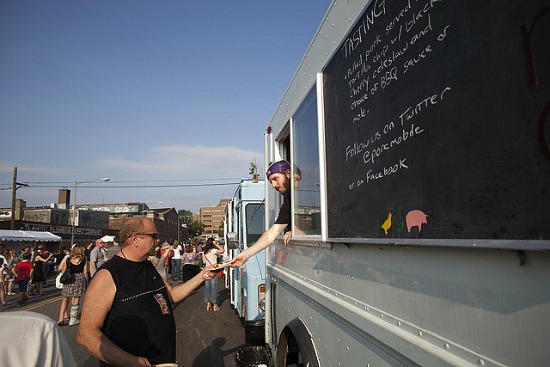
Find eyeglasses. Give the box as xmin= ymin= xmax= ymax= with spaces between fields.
xmin=138 ymin=232 xmax=159 ymax=240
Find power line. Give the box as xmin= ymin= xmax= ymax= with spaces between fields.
xmin=20 ymin=178 xmax=244 ymax=184
xmin=23 ymin=182 xmax=241 ymax=189
xmin=0 ymin=178 xmax=250 ymax=189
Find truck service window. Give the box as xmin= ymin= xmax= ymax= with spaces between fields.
xmin=291 ymin=86 xmax=321 ymax=236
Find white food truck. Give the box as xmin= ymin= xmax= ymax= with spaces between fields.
xmin=251 ymin=0 xmax=550 ymax=366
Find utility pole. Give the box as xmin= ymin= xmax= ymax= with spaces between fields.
xmin=10 ymin=166 xmax=29 ymax=230
xmin=11 ymin=167 xmax=17 ymax=230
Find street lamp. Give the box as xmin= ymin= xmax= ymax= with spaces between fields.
xmin=70 ymin=177 xmax=110 ymax=245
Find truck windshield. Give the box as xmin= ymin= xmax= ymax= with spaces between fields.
xmin=246 ymin=203 xmax=264 ymax=245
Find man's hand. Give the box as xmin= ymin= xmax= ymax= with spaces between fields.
xmin=137 ymin=356 xmax=152 ymax=366
xmin=201 ymin=265 xmax=217 ymax=280
xmin=230 ymin=252 xmax=248 ymax=268
xmin=229 ymin=222 xmax=289 ymax=268
xmin=282 ymin=231 xmax=292 ymax=245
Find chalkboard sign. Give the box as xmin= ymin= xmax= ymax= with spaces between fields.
xmin=323 ymin=0 xmax=550 ymax=240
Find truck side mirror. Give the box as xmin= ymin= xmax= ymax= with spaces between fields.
xmin=227 ymin=232 xmax=239 ymax=250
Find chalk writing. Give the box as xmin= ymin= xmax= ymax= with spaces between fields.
xmin=342 ymin=0 xmax=387 ymax=58
xmin=366 ymin=158 xmax=409 ymax=183
xmin=361 ymin=124 xmax=424 ymax=165
xmin=346 ymin=86 xmax=449 ymax=165
xmin=399 ymin=86 xmax=451 ymax=126
xmin=344 ymin=84 xmax=452 ymax=190
xmin=339 ymin=0 xmax=453 ymax=191
xmin=345 ymin=0 xmax=449 ymax=120
xmin=324 ymin=0 xmax=550 ymax=239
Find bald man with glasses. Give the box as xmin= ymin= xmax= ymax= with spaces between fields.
xmin=77 ymin=217 xmax=217 ymax=367
xmin=89 ymin=238 xmax=107 ymax=278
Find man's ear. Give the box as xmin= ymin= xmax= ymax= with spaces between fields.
xmin=284 ymin=169 xmax=291 ymax=179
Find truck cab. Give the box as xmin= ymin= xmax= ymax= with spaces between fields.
xmin=224 ymin=179 xmax=266 ymax=343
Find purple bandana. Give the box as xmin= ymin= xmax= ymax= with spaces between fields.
xmin=266 ymin=160 xmax=290 ymax=179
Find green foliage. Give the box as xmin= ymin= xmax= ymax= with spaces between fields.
xmin=249 ymin=159 xmax=259 ymax=180
xmin=177 ymin=209 xmax=204 ymax=241
xmin=178 ymin=209 xmax=193 ymax=222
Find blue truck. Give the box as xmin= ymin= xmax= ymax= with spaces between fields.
xmin=224 ymin=178 xmax=266 ymax=343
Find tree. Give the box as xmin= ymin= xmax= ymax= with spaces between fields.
xmin=177 ymin=210 xmax=197 ymax=241
xmin=178 ymin=210 xmax=193 ymax=224
xmin=177 ymin=209 xmax=205 ymax=240
xmin=188 ymin=220 xmax=205 ymax=240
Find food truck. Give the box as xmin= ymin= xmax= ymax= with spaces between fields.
xmin=224 ymin=179 xmax=267 ymax=343
xmin=254 ymin=0 xmax=550 ymax=366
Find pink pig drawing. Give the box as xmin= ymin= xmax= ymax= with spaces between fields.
xmin=406 ymin=210 xmax=428 ymax=233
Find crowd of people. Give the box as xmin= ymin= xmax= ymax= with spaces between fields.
xmin=1 ymin=160 xmax=295 ymax=366
xmin=73 ymin=160 xmax=294 ymax=366
xmin=144 ymin=236 xmax=230 ymax=313
xmin=0 ymin=234 xmax=227 ymax=314
xmin=0 ymin=243 xmax=68 ymax=307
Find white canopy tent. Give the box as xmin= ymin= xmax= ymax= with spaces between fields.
xmin=0 ymin=230 xmax=61 ymax=242
xmin=100 ymin=235 xmax=116 ymax=243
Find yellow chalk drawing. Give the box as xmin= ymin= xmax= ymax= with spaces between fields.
xmin=381 ymin=213 xmax=392 ymax=235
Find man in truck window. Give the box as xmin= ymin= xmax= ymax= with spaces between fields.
xmin=231 ymin=160 xmax=299 ymax=267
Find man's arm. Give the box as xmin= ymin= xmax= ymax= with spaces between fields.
xmin=76 ymin=269 xmax=152 ymax=367
xmin=230 ymin=222 xmax=288 ymax=268
xmin=83 ymin=260 xmax=89 ymax=284
xmin=165 ymin=266 xmax=215 ymax=304
xmin=90 ymin=249 xmax=98 ymax=273
xmin=58 ymin=256 xmax=67 ymax=273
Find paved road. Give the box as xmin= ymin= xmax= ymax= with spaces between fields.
xmin=2 ymin=279 xmax=247 ymax=367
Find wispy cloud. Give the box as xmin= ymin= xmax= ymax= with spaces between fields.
xmin=95 ymin=144 xmax=264 ymax=178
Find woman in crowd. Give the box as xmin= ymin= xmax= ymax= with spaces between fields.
xmin=192 ymin=239 xmax=203 ymax=269
xmin=170 ymin=240 xmax=183 ymax=282
xmin=29 ymin=248 xmax=52 ymax=295
xmin=6 ymin=250 xmax=18 ymax=295
xmin=202 ymin=238 xmax=224 ymax=311
xmin=149 ymin=243 xmax=167 ymax=279
xmin=182 ymin=244 xmax=198 ymax=282
xmin=0 ymin=249 xmax=7 ymax=306
xmin=57 ymin=245 xmax=88 ymax=326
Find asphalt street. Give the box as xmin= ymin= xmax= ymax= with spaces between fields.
xmin=2 ymin=278 xmax=247 ymax=367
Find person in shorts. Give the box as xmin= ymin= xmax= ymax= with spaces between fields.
xmin=11 ymin=251 xmax=34 ymax=306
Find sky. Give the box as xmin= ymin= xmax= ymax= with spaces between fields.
xmin=0 ymin=0 xmax=332 ymax=214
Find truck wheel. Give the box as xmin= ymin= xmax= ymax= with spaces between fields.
xmin=276 ymin=319 xmax=320 ymax=367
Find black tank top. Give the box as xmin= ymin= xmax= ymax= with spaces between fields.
xmin=69 ymin=258 xmax=85 ymax=273
xmin=275 ymin=193 xmax=292 ymax=230
xmin=100 ymin=255 xmax=176 ymax=366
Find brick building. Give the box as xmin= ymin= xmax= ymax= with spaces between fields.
xmin=1 ymin=190 xmax=179 ymax=246
xmin=199 ymin=199 xmax=229 ymax=240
